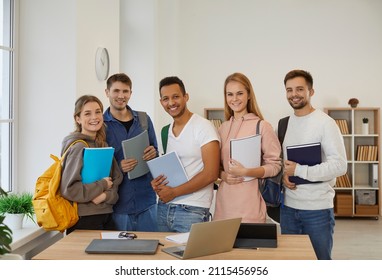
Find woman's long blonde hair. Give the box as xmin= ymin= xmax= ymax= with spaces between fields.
xmin=223 ymin=73 xmax=264 ymax=121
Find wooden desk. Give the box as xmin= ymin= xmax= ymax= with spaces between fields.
xmin=33 ymin=230 xmax=316 ymax=260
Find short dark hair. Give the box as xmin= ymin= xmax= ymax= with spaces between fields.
xmin=159 ymin=76 xmax=186 ymax=96
xmin=284 ymin=70 xmax=313 ymax=89
xmin=107 ymin=73 xmax=132 ymax=90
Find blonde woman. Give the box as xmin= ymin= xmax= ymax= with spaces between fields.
xmin=213 ymin=73 xmax=281 ymax=223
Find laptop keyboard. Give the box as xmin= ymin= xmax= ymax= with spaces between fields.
xmin=172 ymin=250 xmax=184 ymax=257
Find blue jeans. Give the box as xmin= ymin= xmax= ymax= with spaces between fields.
xmin=280 ymin=205 xmax=335 ymax=260
xmin=113 ymin=204 xmax=158 ymax=232
xmin=157 ymin=201 xmax=211 ymax=233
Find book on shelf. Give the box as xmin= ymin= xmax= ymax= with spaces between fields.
xmin=286 ymin=142 xmax=322 ymax=185
xmin=335 ymin=173 xmax=351 ymax=188
xmin=81 ymin=147 xmax=115 ymax=184
xmin=356 ymin=145 xmax=378 ymax=161
xmin=230 ymin=134 xmax=261 ymax=182
xmin=121 ymin=130 xmax=150 ymax=179
xmin=210 ymin=119 xmax=222 ymax=129
xmin=335 ymin=119 xmax=349 ymax=134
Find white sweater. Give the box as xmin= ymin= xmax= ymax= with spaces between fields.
xmin=282 ymin=109 xmax=347 ymax=210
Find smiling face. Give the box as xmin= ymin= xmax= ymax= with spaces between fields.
xmin=105 ymin=81 xmax=132 ymax=112
xmin=225 ymin=80 xmax=249 ymax=118
xmin=75 ymin=101 xmax=104 ymax=138
xmin=159 ymin=83 xmax=189 ymax=119
xmin=285 ymin=76 xmax=314 ymax=111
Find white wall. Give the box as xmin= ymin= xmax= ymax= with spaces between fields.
xmin=120 ymin=0 xmax=157 ymax=119
xmin=17 ymin=0 xmax=382 ymax=193
xmin=154 ymin=0 xmax=382 ymax=129
xmin=18 ymin=0 xmax=119 ymax=192
xmin=18 ymin=0 xmax=76 ymax=192
xmin=76 ymin=0 xmax=120 ymax=106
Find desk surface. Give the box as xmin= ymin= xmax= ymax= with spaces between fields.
xmin=33 ymin=230 xmax=316 ymax=260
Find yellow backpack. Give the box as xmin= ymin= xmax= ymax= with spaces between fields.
xmin=33 ymin=140 xmax=88 ymax=232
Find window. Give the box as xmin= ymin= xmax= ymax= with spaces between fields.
xmin=0 ymin=0 xmax=15 ymax=192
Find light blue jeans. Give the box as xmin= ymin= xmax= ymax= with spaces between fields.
xmin=280 ymin=205 xmax=335 ymax=260
xmin=113 ymin=204 xmax=158 ymax=232
xmin=157 ymin=201 xmax=211 ymax=233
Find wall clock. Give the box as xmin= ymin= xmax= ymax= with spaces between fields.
xmin=95 ymin=47 xmax=110 ymax=81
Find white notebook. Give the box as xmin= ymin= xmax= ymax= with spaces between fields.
xmin=230 ymin=134 xmax=261 ymax=181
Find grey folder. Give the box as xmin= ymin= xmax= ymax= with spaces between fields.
xmin=85 ymin=239 xmax=159 ymax=254
xmin=122 ymin=130 xmax=150 ymax=180
xmin=162 ymin=217 xmax=242 ymax=259
xmin=234 ymin=223 xmax=277 ymax=248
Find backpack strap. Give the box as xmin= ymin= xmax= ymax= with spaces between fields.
xmin=256 ymin=119 xmax=262 ymax=135
xmin=62 ymin=140 xmax=89 ymax=159
xmin=161 ymin=124 xmax=170 ymax=154
xmin=277 ymin=116 xmax=290 ymax=145
xmin=137 ymin=111 xmax=148 ymax=131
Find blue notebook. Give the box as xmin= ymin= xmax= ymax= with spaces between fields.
xmin=286 ymin=142 xmax=322 ymax=185
xmin=81 ymin=147 xmax=115 ymax=184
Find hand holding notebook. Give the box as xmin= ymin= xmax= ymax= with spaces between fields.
xmin=286 ymin=142 xmax=322 ymax=185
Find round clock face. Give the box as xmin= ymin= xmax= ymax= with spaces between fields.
xmin=95 ymin=47 xmax=110 ymax=81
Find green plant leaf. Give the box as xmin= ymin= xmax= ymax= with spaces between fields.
xmin=0 ymin=215 xmax=13 ymax=255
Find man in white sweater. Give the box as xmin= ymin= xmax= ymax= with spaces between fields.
xmin=280 ymin=69 xmax=347 ymax=260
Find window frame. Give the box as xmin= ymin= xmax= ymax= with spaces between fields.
xmin=0 ymin=0 xmax=16 ymax=193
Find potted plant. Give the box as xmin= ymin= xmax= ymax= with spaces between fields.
xmin=362 ymin=117 xmax=369 ymax=134
xmin=348 ymin=98 xmax=359 ymax=108
xmin=0 ymin=192 xmax=34 ymax=230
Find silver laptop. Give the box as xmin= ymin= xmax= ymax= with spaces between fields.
xmin=162 ymin=217 xmax=242 ymax=259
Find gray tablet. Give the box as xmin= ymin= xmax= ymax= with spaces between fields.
xmin=234 ymin=223 xmax=277 ymax=248
xmin=85 ymin=239 xmax=159 ymax=254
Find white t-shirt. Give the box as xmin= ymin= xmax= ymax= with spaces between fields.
xmin=167 ymin=114 xmax=220 ymax=208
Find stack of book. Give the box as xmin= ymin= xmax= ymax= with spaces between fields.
xmin=210 ymin=119 xmax=222 ymax=129
xmin=335 ymin=119 xmax=349 ymax=134
xmin=356 ymin=145 xmax=378 ymax=161
xmin=335 ymin=173 xmax=352 ymax=188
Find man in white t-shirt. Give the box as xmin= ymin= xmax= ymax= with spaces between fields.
xmin=151 ymin=76 xmax=221 ymax=233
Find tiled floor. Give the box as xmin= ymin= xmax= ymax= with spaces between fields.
xmin=332 ymin=217 xmax=382 ymax=260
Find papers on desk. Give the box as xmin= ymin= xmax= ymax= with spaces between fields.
xmin=121 ymin=130 xmax=150 ymax=179
xmin=165 ymin=232 xmax=190 ymax=244
xmin=230 ymin=134 xmax=261 ymax=181
xmin=100 ymin=231 xmax=122 ymax=239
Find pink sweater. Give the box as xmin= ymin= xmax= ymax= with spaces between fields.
xmin=213 ymin=113 xmax=281 ymax=223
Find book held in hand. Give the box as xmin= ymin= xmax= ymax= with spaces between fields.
xmin=81 ymin=147 xmax=115 ymax=184
xmin=121 ymin=130 xmax=150 ymax=179
xmin=286 ymin=142 xmax=322 ymax=185
xmin=147 ymin=151 xmax=190 ymax=202
xmin=230 ymin=134 xmax=261 ymax=181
